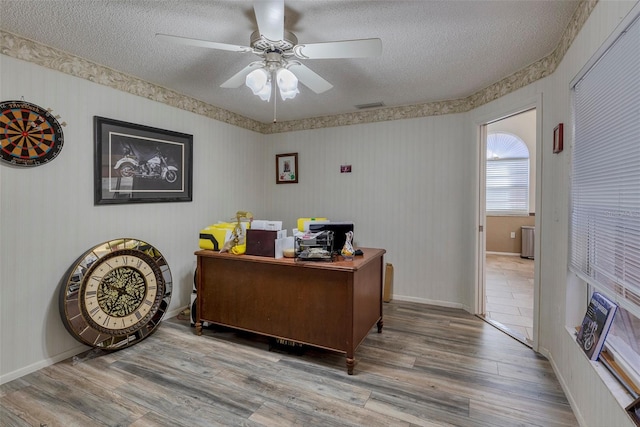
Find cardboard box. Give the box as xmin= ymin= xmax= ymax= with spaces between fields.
xmin=383 ymin=263 xmax=394 ymax=302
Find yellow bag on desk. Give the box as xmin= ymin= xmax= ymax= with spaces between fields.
xmin=297 ymin=217 xmax=328 ymax=232
xmin=199 ymin=223 xmax=233 ymax=251
xmin=200 ymin=221 xmax=251 ymax=251
xmin=230 ymin=243 xmax=246 ymax=255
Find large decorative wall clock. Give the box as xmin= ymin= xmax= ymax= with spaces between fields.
xmin=0 ymin=99 xmax=65 ymax=167
xmin=59 ymin=238 xmax=172 ymax=350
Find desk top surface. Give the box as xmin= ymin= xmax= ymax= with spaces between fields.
xmin=195 ymin=247 xmax=385 ymax=272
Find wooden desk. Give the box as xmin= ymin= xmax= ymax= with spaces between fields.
xmin=194 ymin=248 xmax=386 ymax=374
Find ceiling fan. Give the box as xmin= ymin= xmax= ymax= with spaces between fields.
xmin=156 ymin=0 xmax=382 ymax=103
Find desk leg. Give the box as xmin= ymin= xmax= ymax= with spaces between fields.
xmin=377 ymin=317 xmax=384 ymax=333
xmin=195 ymin=321 xmax=202 ymax=336
xmin=346 ymin=357 xmax=355 ymax=375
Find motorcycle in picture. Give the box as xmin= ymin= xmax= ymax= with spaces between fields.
xmin=114 ymin=148 xmax=179 ymax=183
xmin=578 ymin=318 xmax=598 ymax=352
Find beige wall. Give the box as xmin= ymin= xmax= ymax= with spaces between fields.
xmin=486 ymin=215 xmax=535 ymax=254
xmin=2 ymin=2 xmax=639 ymax=426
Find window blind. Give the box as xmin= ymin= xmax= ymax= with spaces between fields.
xmin=570 ymin=13 xmax=640 ymax=317
xmin=486 ymin=159 xmax=529 ymax=214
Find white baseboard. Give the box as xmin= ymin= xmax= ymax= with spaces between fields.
xmin=391 ymin=294 xmax=469 ymax=312
xmin=0 ymin=345 xmax=86 ymax=385
xmin=486 ymin=251 xmax=522 ymax=256
xmin=540 ymin=344 xmax=587 ymax=427
xmin=0 ymin=305 xmax=190 ymax=385
xmin=165 ymin=305 xmax=188 ymax=320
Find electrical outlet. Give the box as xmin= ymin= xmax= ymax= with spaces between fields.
xmin=510 ymin=231 xmax=516 ymax=239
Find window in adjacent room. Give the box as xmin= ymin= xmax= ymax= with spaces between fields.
xmin=570 ymin=8 xmax=640 ymax=394
xmin=486 ymin=132 xmax=529 ymax=215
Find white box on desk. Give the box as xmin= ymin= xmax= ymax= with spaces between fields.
xmin=251 ymin=220 xmax=283 ymax=231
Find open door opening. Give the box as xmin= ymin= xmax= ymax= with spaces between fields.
xmin=478 ymin=108 xmax=537 ymax=348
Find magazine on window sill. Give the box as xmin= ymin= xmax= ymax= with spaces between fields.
xmin=576 ymin=291 xmax=618 ymax=361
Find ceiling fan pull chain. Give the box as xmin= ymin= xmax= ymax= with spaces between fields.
xmin=273 ymin=70 xmax=278 ymax=123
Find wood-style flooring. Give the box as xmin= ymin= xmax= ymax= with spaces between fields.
xmin=484 ymin=254 xmax=534 ymax=344
xmin=0 ymin=301 xmax=578 ymax=426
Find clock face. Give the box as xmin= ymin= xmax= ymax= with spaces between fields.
xmin=82 ymin=251 xmax=160 ymax=332
xmin=0 ymin=100 xmax=64 ymax=167
xmin=59 ymin=238 xmax=172 ymax=350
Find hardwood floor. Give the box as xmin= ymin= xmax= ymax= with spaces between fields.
xmin=0 ymin=301 xmax=578 ymax=426
xmin=484 ymin=254 xmax=534 ymax=344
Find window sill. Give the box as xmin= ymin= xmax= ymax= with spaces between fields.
xmin=566 ymin=326 xmax=636 ymax=409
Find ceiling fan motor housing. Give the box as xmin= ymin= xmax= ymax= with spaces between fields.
xmin=250 ymin=30 xmax=298 ymax=54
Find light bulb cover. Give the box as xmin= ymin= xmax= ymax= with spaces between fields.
xmin=277 ymin=68 xmax=299 ymax=92
xmin=245 ymin=68 xmax=269 ymax=94
xmin=257 ymin=80 xmax=272 ymax=102
xmin=279 ymin=87 xmax=299 ymax=100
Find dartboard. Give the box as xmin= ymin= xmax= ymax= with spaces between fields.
xmin=0 ymin=100 xmax=64 ymax=167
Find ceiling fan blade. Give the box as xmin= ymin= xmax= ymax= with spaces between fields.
xmin=253 ymin=0 xmax=284 ymax=42
xmin=220 ymin=62 xmax=264 ymax=88
xmin=156 ymin=33 xmax=252 ymax=53
xmin=287 ymin=63 xmax=333 ymax=94
xmin=293 ymin=38 xmax=382 ymax=59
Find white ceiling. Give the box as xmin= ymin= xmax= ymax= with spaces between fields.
xmin=0 ymin=1 xmax=579 ymax=124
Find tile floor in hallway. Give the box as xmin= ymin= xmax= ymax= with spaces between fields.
xmin=485 ymin=253 xmax=534 ymax=343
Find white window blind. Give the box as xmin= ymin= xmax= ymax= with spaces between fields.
xmin=486 ymin=133 xmax=529 ymax=214
xmin=570 ymin=13 xmax=640 ymax=317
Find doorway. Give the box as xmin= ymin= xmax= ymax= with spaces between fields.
xmin=478 ymin=108 xmax=538 ymax=348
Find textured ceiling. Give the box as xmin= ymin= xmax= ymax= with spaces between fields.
xmin=0 ymin=1 xmax=580 ymax=124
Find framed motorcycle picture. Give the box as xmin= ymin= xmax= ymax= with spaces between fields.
xmin=94 ymin=116 xmax=193 ymax=205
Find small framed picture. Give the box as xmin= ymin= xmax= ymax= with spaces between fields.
xmin=276 ymin=153 xmax=298 ymax=184
xmin=553 ymin=123 xmax=563 ymax=154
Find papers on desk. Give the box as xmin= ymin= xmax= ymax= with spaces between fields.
xmin=251 ymin=220 xmax=282 ymax=231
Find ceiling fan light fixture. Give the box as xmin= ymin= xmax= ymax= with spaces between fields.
xmin=279 ymin=87 xmax=299 ymax=100
xmin=246 ymin=68 xmax=269 ymax=94
xmin=257 ymin=80 xmax=272 ymax=101
xmin=159 ymin=2 xmax=384 ymax=109
xmin=276 ymin=68 xmax=297 ymax=91
xmin=276 ymin=68 xmax=299 ymax=100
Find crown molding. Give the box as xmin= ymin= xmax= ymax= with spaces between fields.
xmin=0 ymin=1 xmax=594 ymax=134
xmin=0 ymin=30 xmax=268 ymax=133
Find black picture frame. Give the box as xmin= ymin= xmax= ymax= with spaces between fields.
xmin=276 ymin=152 xmax=298 ymax=184
xmin=94 ymin=116 xmax=193 ymax=205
